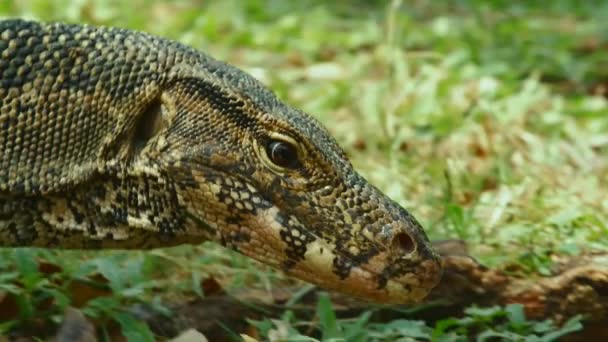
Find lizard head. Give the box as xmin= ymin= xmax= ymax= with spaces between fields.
xmin=154 ymin=60 xmax=442 ymax=304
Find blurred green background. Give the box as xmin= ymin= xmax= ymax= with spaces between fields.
xmin=0 ymin=0 xmax=607 ymax=340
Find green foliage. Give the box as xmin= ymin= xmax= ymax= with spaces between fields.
xmin=249 ymin=298 xmax=583 ymax=341
xmin=113 ymin=312 xmax=155 ymax=342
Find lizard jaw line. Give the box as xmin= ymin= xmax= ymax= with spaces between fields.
xmin=220 ymin=207 xmax=440 ymax=304
xmin=291 ymin=238 xmax=440 ymax=304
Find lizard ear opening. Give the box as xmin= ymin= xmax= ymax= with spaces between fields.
xmin=131 ymin=97 xmax=166 ymax=155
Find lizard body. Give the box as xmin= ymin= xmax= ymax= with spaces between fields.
xmin=0 ymin=19 xmax=441 ymax=304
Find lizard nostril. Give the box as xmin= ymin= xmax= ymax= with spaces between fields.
xmin=391 ymin=232 xmax=416 ymax=255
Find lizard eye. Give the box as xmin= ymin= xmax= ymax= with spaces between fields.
xmin=266 ymin=140 xmax=300 ymax=169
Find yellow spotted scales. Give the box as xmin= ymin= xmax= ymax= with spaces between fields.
xmin=0 ymin=19 xmax=441 ymax=304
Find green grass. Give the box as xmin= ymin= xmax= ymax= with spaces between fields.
xmin=1 ymin=0 xmax=607 ymax=340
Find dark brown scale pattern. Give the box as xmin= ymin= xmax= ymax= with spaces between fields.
xmin=2 ymin=21 xmax=145 ymax=194
xmin=0 ymin=19 xmax=442 ymax=304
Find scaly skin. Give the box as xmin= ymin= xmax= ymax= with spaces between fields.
xmin=0 ymin=19 xmax=441 ymax=304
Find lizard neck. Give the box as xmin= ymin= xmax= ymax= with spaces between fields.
xmin=0 ymin=163 xmax=215 ymax=249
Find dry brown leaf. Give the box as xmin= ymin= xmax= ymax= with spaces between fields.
xmin=68 ymin=273 xmax=112 ymax=308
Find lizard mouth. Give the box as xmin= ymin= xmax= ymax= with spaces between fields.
xmin=286 ymin=239 xmax=443 ymax=304
xmin=223 ymin=206 xmax=442 ymax=304
xmin=237 ymin=238 xmax=441 ymax=304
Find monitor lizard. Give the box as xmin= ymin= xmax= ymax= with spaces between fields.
xmin=0 ymin=19 xmax=442 ymax=304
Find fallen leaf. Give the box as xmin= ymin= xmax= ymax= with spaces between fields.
xmin=200 ymin=277 xmax=225 ymax=297
xmin=169 ymin=329 xmax=208 ymax=342
xmin=68 ymin=273 xmax=112 ymax=307
xmin=241 ymin=334 xmax=259 ymax=342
